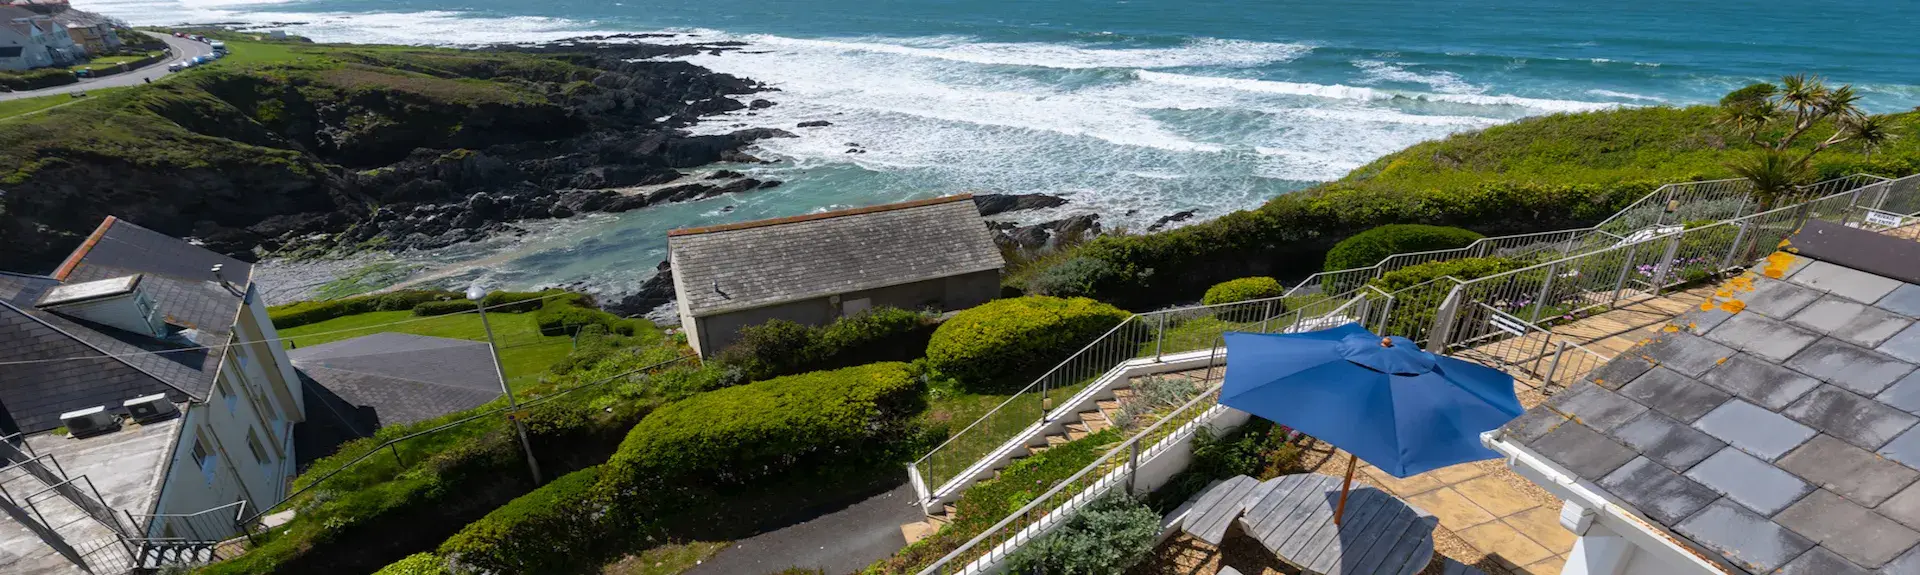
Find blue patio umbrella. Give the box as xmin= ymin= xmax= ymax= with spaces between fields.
xmin=1220 ymin=323 xmax=1524 ymax=521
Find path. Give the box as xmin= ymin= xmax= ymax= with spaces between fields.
xmin=0 ymin=32 xmax=212 ymax=101
xmin=687 ymin=481 xmax=922 ymax=575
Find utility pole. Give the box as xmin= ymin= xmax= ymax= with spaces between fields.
xmin=469 ymin=286 xmax=543 ymax=485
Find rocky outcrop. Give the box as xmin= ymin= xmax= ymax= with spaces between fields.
xmin=991 ymin=214 xmax=1102 ymax=250
xmin=605 ymin=259 xmax=678 ymax=320
xmin=1147 ymin=210 xmax=1196 ymax=232
xmin=972 ymin=193 xmax=1068 ymax=217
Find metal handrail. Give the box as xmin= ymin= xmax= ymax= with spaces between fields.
xmin=238 ymin=353 xmax=694 ymax=525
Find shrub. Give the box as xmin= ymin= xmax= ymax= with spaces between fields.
xmin=1368 ymin=256 xmax=1525 ymax=293
xmin=533 ymin=295 xmax=638 ymax=336
xmin=410 ymin=300 xmax=476 ymax=316
xmin=268 ymin=289 xmax=462 ymax=328
xmin=482 ymin=289 xmax=564 ymax=313
xmin=0 ymin=68 xmax=78 ymax=91
xmin=439 ymin=466 xmax=625 ymax=574
xmin=716 ymin=308 xmax=936 ymax=381
xmin=925 ymin=297 xmax=1130 ymax=391
xmin=1323 ymin=224 xmax=1484 ymax=272
xmin=1148 ymin=419 xmax=1301 ymax=512
xmin=1026 ymin=255 xmax=1124 ymax=297
xmin=1003 ymin=494 xmax=1161 ymax=575
xmin=598 ymin=362 xmax=926 ymax=508
xmin=1201 ymin=277 xmax=1283 ymax=305
xmin=372 ymin=553 xmax=449 ymax=575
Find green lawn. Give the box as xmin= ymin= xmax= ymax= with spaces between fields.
xmin=276 ymin=310 xmax=576 ymax=390
xmin=0 ymin=87 xmax=128 ymax=121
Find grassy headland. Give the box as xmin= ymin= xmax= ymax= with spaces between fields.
xmin=1014 ymin=105 xmax=1920 ymax=308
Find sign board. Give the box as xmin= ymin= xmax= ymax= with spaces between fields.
xmin=1865 ymin=211 xmax=1905 ymax=228
xmin=1489 ymin=314 xmax=1527 ymax=337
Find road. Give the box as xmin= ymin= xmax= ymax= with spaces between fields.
xmin=0 ymin=32 xmax=213 ymax=101
xmin=687 ymin=481 xmax=923 ymax=575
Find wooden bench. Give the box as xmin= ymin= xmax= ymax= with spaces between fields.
xmin=1179 ymin=474 xmax=1437 ymax=575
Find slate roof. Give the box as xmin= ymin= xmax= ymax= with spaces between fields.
xmin=0 ymin=217 xmax=251 ymax=433
xmin=667 ymin=195 xmax=1004 ymax=317
xmin=1500 ymin=220 xmax=1920 ymax=574
xmin=288 ymin=333 xmax=503 ymax=429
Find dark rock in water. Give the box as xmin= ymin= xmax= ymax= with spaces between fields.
xmin=1147 ymin=210 xmax=1197 ymax=232
xmin=846 ymin=148 xmax=861 ymax=154
xmin=720 ymin=205 xmax=736 ymax=213
xmin=708 ymin=169 xmax=745 ymax=180
xmin=757 ymin=180 xmax=782 ymax=189
xmin=797 ymin=120 xmax=832 ymax=128
xmin=996 ymin=214 xmax=1102 ymax=250
xmin=605 ymin=259 xmax=677 ymax=318
xmin=748 ymin=99 xmax=776 ymax=109
xmin=973 ymin=193 xmax=1068 ymax=217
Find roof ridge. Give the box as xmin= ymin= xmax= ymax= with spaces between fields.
xmin=667 ymin=194 xmax=975 ymax=237
xmin=52 ymin=215 xmax=116 ymax=281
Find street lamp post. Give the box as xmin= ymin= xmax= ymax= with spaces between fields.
xmin=470 ymin=286 xmax=543 ymax=485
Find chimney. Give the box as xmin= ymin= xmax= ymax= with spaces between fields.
xmin=35 ymin=274 xmax=167 ymax=337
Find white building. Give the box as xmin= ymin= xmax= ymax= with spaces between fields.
xmin=0 ymin=5 xmax=82 ymax=70
xmin=0 ymin=216 xmax=305 ymax=574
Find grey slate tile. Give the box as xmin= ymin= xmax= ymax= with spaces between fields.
xmin=1875 ymin=481 xmax=1920 ymax=532
xmin=1545 ymin=382 xmax=1648 ymax=432
xmin=1598 ymin=456 xmax=1718 ymax=524
xmin=1746 ymin=275 xmax=1825 ymax=318
xmin=1776 ymin=435 xmax=1920 ymax=508
xmin=1787 ymin=338 xmax=1919 ymax=396
xmin=1879 ymin=371 xmax=1920 ymax=416
xmin=1618 ymin=366 xmax=1732 ymax=423
xmin=1878 ymin=427 xmax=1920 ymax=470
xmin=1880 ymin=324 xmax=1920 ymax=365
xmin=1783 ymin=386 xmax=1918 ymax=451
xmin=1529 ymin=420 xmax=1639 ymax=479
xmin=1776 ymin=489 xmax=1920 ymax=568
xmin=1695 ymin=399 xmax=1818 ymax=460
xmin=1686 ymin=447 xmax=1814 ymax=516
xmin=1502 ymin=409 xmax=1570 ymax=444
xmin=1667 ymin=305 xmax=1735 ymax=336
xmin=1609 ymin=411 xmax=1725 ymax=472
xmin=1706 ymin=312 xmax=1823 ymax=363
xmin=1793 ymin=295 xmax=1916 ymax=348
xmin=1775 ymin=546 xmax=1872 ymax=575
xmin=1793 ymin=260 xmax=1907 ymax=304
xmin=1639 ymin=333 xmax=1737 ymax=378
xmin=1878 ymin=284 xmax=1920 ymax=318
xmin=1881 ymin=543 xmax=1920 ymax=575
xmin=1700 ymin=353 xmax=1822 ymax=410
xmin=1675 ymin=498 xmax=1815 ymax=573
xmin=1585 ymin=354 xmax=1654 ymax=390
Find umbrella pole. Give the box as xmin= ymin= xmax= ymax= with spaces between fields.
xmin=1334 ymin=453 xmax=1357 ymax=525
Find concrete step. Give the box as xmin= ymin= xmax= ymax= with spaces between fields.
xmin=1065 ymin=426 xmax=1089 ymax=441
xmin=1079 ymin=411 xmax=1110 ymax=432
xmin=1111 ymin=388 xmax=1136 ymax=400
xmin=1046 ymin=434 xmax=1069 ymax=447
xmin=1027 ymin=444 xmax=1051 ymax=456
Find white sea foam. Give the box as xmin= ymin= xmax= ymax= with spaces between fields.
xmin=1135 ymin=71 xmax=1618 ymax=112
xmin=1587 ymin=89 xmax=1665 ymax=102
xmin=1352 ymin=59 xmax=1484 ymax=95
xmin=720 ymin=34 xmax=1314 ymax=70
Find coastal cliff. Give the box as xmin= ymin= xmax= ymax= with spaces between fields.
xmin=0 ymin=35 xmax=785 ymax=272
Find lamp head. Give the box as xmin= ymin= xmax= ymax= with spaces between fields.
xmin=466 ymin=285 xmax=485 ymax=302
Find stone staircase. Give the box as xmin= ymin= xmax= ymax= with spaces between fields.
xmin=0 ymin=456 xmax=134 ymax=574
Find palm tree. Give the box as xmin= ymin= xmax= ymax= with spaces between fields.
xmin=1725 ymin=150 xmax=1810 ymax=209
xmin=1846 ymin=115 xmax=1896 ymax=162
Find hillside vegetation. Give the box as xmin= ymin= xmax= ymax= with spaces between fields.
xmin=0 ymin=35 xmax=768 ymax=272
xmin=1021 ymin=105 xmax=1920 ymax=308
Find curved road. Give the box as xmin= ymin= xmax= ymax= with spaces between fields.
xmin=0 ymin=31 xmax=213 ymax=101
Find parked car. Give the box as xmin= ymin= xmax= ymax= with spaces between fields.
xmin=167 ymin=62 xmax=186 ymax=72
xmin=210 ymin=40 xmax=227 ymax=52
xmin=191 ymin=56 xmax=208 ymax=65
xmin=173 ymin=32 xmax=184 ymax=38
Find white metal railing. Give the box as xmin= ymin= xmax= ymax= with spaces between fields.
xmin=909 ymin=289 xmax=1369 ymax=501
xmin=1284 ymin=174 xmax=1882 ymax=297
xmin=1410 ymin=173 xmax=1920 ymax=356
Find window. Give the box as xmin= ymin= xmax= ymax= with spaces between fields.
xmin=191 ymin=435 xmax=217 ymax=484
xmin=0 ymin=47 xmax=21 ymax=58
xmin=218 ymin=375 xmax=237 ymax=413
xmin=246 ymin=428 xmax=271 ymax=467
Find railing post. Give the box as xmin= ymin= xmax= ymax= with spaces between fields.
xmin=1259 ymin=300 xmax=1274 ymax=333
xmin=1721 ymin=221 xmax=1750 ymax=269
xmin=1526 ymin=262 xmax=1557 ymax=325
xmin=1425 ymin=284 xmax=1465 ymax=354
xmin=1153 ymin=313 xmax=1167 ymax=362
xmin=1649 ymin=232 xmax=1683 ymax=294
xmin=1610 ymin=243 xmax=1637 ymax=308
xmin=1126 ymin=442 xmax=1140 ymax=495
xmin=388 ymin=444 xmax=404 ymax=468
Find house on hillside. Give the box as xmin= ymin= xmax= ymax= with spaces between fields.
xmin=0 ymin=217 xmax=305 ymax=574
xmin=0 ymin=4 xmax=81 ymax=70
xmin=51 ymin=11 xmax=119 ymax=55
xmin=1485 ymin=220 xmax=1920 ymax=574
xmin=667 ymin=194 xmax=1004 ymax=357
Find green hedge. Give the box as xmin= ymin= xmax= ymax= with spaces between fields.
xmin=533 ymin=294 xmax=645 ymax=336
xmin=1368 ymin=256 xmax=1526 ymax=292
xmin=410 ymin=300 xmax=476 ymax=316
xmin=925 ymin=296 xmax=1130 ymax=391
xmin=1147 ymin=419 xmax=1301 ymax=513
xmin=438 ymin=466 xmax=624 ymax=574
xmin=0 ymin=68 xmax=77 ymax=91
xmin=1323 ymin=224 xmax=1484 ymax=272
xmin=1003 ymin=494 xmax=1161 ymax=575
xmin=597 ymin=362 xmax=927 ymax=508
xmin=716 ymin=308 xmax=937 ymax=381
xmin=483 ymin=289 xmax=563 ymax=313
xmin=1201 ymin=277 xmax=1284 ymax=306
xmin=371 ymin=553 xmax=449 ymax=575
xmin=268 ymin=289 xmax=463 ymax=328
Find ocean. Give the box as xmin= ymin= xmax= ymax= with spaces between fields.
xmin=71 ymin=0 xmax=1920 ymax=298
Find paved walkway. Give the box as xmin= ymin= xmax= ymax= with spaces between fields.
xmin=688 ymin=481 xmax=921 ymax=575
xmin=0 ymin=32 xmax=212 ymax=102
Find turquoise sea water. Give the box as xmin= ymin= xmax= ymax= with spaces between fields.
xmin=74 ymin=0 xmax=1920 ymax=296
